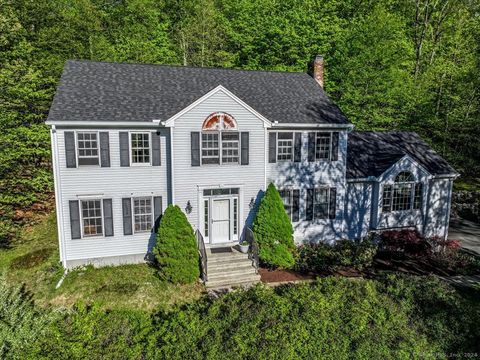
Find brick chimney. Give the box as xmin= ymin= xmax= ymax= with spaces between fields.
xmin=312 ymin=55 xmax=324 ymax=88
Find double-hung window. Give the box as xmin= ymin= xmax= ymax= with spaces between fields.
xmin=133 ymin=197 xmax=153 ymax=233
xmin=77 ymin=132 xmax=99 ymax=165
xmin=277 ymin=133 xmax=294 ymax=161
xmin=131 ymin=132 xmax=150 ymax=164
xmin=382 ymin=172 xmax=423 ymax=213
xmin=221 ymin=132 xmax=239 ymax=163
xmin=201 ymin=133 xmax=220 ymax=164
xmin=315 ymin=132 xmax=331 ymax=160
xmin=279 ymin=189 xmax=293 ymax=220
xmin=200 ymin=112 xmax=241 ymax=165
xmin=81 ymin=199 xmax=103 ymax=236
xmin=279 ymin=188 xmax=300 ymax=222
xmin=314 ymin=188 xmax=329 ymax=219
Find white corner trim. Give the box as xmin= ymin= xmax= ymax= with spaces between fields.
xmin=162 ymin=85 xmax=273 ymax=128
xmin=50 ymin=125 xmax=67 ymax=268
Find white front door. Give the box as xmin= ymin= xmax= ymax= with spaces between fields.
xmin=211 ymin=199 xmax=230 ymax=243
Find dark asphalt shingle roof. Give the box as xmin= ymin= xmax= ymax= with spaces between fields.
xmin=47 ymin=60 xmax=350 ymax=125
xmin=346 ymin=131 xmax=457 ymax=179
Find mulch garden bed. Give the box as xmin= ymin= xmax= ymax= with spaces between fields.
xmin=259 ymin=251 xmax=479 ymax=284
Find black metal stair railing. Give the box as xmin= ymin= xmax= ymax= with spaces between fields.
xmin=195 ymin=229 xmax=208 ymax=282
xmin=245 ymin=227 xmax=259 ymax=272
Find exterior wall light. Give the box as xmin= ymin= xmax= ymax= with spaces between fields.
xmin=185 ymin=201 xmax=192 ymax=214
xmin=249 ymin=197 xmax=255 ymax=209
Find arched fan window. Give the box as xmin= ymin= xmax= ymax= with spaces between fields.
xmin=201 ymin=112 xmax=239 ymax=164
xmin=382 ymin=171 xmax=423 ymax=213
xmin=202 ymin=113 xmax=237 ymax=131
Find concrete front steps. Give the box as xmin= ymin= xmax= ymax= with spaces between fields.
xmin=205 ymin=246 xmax=261 ymax=289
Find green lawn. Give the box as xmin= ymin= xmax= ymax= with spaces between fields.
xmin=0 ymin=213 xmax=204 ymax=311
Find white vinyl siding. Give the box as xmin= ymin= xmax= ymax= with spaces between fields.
xmin=172 ymin=90 xmax=265 ymax=238
xmin=55 ymin=127 xmax=168 ymax=262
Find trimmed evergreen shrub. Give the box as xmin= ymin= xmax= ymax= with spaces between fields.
xmin=153 ymin=205 xmax=199 ymax=284
xmin=252 ymin=183 xmax=295 ymax=268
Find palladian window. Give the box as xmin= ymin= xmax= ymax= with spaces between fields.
xmin=382 ymin=171 xmax=423 ymax=213
xmin=201 ymin=112 xmax=239 ymax=165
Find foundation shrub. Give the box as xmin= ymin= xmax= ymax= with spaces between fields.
xmin=153 ymin=205 xmax=199 ymax=284
xmin=252 ymin=183 xmax=295 ymax=269
xmin=295 ymin=238 xmax=377 ymax=272
xmin=379 ymin=229 xmax=430 ymax=256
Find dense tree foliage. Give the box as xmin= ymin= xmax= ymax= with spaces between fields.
xmin=1 ymin=0 xmax=479 ymax=244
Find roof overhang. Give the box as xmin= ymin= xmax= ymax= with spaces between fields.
xmin=45 ymin=120 xmax=162 ymax=128
xmin=271 ymin=122 xmax=354 ymax=130
xmin=346 ymin=154 xmax=459 ymax=183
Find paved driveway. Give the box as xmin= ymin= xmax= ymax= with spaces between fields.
xmin=448 ymin=218 xmax=480 ymax=254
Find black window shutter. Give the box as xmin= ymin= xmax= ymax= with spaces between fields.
xmin=292 ymin=189 xmax=300 ymax=222
xmin=65 ymin=132 xmax=76 ymax=168
xmin=69 ymin=200 xmax=81 ymax=239
xmin=152 ymin=131 xmax=161 ymax=166
xmin=153 ymin=196 xmax=163 ymax=232
xmin=308 ymin=132 xmax=316 ymax=162
xmin=294 ymin=133 xmax=302 ymax=162
xmin=103 ymin=199 xmax=114 ymax=236
xmin=329 ymin=188 xmax=337 ymax=219
xmin=122 ymin=198 xmax=132 ymax=235
xmin=331 ymin=132 xmax=339 ymax=161
xmin=191 ymin=132 xmax=200 ymax=166
xmin=119 ymin=132 xmax=130 ymax=167
xmin=306 ymin=189 xmax=314 ymax=221
xmin=240 ymin=132 xmax=249 ymax=165
xmin=99 ymin=132 xmax=110 ymax=167
xmin=268 ymin=132 xmax=277 ymax=163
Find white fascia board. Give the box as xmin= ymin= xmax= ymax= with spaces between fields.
xmin=45 ymin=120 xmax=162 ymax=128
xmin=432 ymin=173 xmax=460 ymax=179
xmin=163 ymin=85 xmax=273 ymax=128
xmin=346 ymin=176 xmax=377 ymax=183
xmin=271 ymin=122 xmax=354 ymax=130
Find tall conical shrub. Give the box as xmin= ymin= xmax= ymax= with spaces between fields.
xmin=252 ymin=183 xmax=295 ymax=268
xmin=153 ymin=205 xmax=199 ymax=284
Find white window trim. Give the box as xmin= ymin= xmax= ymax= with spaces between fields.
xmin=131 ymin=196 xmax=154 ymax=234
xmin=200 ymin=130 xmax=240 ymax=166
xmin=79 ymin=198 xmax=104 ymax=238
xmin=279 ymin=188 xmax=295 ymax=222
xmin=313 ymin=187 xmax=330 ymax=220
xmin=76 ymin=131 xmax=100 ymax=167
xmin=129 ymin=131 xmax=152 ymax=166
xmin=314 ymin=131 xmax=332 ymax=162
xmin=201 ymin=188 xmax=241 ymax=243
xmin=276 ymin=133 xmax=294 ymax=162
xmin=382 ymin=181 xmax=422 ymax=213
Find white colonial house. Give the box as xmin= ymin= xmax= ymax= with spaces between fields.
xmin=46 ymin=57 xmax=458 ymax=286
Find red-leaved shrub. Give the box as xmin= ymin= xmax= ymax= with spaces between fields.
xmin=379 ymin=229 xmax=430 ymax=256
